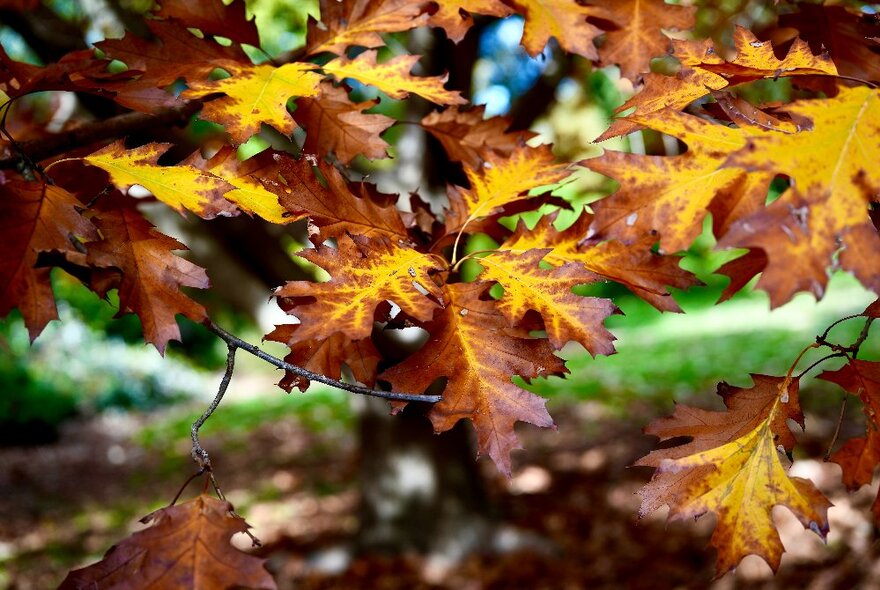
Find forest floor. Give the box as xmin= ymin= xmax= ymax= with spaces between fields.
xmin=2 ymin=390 xmax=879 ymax=590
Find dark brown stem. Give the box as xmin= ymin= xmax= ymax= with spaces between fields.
xmin=824 ymin=394 xmax=848 ymax=461
xmin=191 ymin=343 xmax=236 ymax=470
xmin=204 ymin=320 xmax=442 ymax=404
xmin=169 ymin=468 xmax=208 ymax=506
xmin=0 ymin=99 xmax=205 ymax=168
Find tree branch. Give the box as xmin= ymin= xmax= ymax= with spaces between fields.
xmin=191 ymin=343 xmax=236 ymax=470
xmin=204 ymin=320 xmax=442 ymax=404
xmin=0 ymin=99 xmax=204 ymax=168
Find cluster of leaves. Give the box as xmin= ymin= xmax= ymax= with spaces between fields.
xmin=1 ymin=0 xmax=879 ymax=585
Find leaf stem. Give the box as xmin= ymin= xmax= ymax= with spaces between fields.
xmin=191 ymin=343 xmax=236 ymax=470
xmin=203 ymin=320 xmax=442 ymax=403
xmin=824 ymin=394 xmax=848 ymax=462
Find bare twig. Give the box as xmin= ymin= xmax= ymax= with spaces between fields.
xmin=191 ymin=344 xmax=236 ymax=470
xmin=824 ymin=394 xmax=848 ymax=462
xmin=204 ymin=320 xmax=442 ymax=404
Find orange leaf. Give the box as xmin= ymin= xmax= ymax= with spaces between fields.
xmin=0 ymin=178 xmax=97 ymax=340
xmin=428 ymin=0 xmax=514 ymax=43
xmin=603 ymin=26 xmax=837 ymax=139
xmin=305 ymin=0 xmax=430 ymax=56
xmin=507 ymin=0 xmax=609 ymax=59
xmin=296 ymin=83 xmax=395 ymax=164
xmin=592 ymin=0 xmax=695 ymax=81
xmin=86 ymin=197 xmax=209 ymax=354
xmin=381 ymin=282 xmax=567 ymax=476
xmin=185 ymin=61 xmax=323 ymax=143
xmin=475 ymin=248 xmax=617 ymax=355
xmin=59 ymin=495 xmax=275 ymax=589
xmin=321 ymin=51 xmax=465 ymax=106
xmin=637 ymin=376 xmax=831 ymax=575
xmin=154 ymin=0 xmax=260 ymax=47
xmin=275 ymin=234 xmax=444 ymax=342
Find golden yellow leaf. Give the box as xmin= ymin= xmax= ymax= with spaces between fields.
xmin=445 ymin=144 xmax=573 ymax=235
xmin=83 ymin=142 xmax=236 ymax=218
xmin=275 ymin=234 xmax=444 ymax=341
xmin=305 ymin=0 xmax=430 ymax=56
xmin=637 ymin=376 xmax=831 ymax=575
xmin=321 ymin=51 xmax=466 ymax=106
xmin=185 ymin=61 xmax=323 ymax=143
xmin=428 ymin=0 xmax=513 ymax=43
xmin=502 ymin=213 xmax=697 ymax=312
xmin=475 ymin=248 xmax=616 ymax=355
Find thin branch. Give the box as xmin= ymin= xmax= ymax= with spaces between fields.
xmin=204 ymin=320 xmax=442 ymax=404
xmin=796 ymin=352 xmax=849 ymax=380
xmin=851 ymin=317 xmax=875 ymax=359
xmin=0 ymin=98 xmax=205 ymax=169
xmin=191 ymin=343 xmax=236 ymax=470
xmin=818 ymin=313 xmax=863 ymax=343
xmin=824 ymin=394 xmax=848 ymax=462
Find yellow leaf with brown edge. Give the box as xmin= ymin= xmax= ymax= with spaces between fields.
xmin=502 ymin=213 xmax=698 ymax=312
xmin=587 ymin=110 xmax=771 ymax=252
xmin=602 ymin=26 xmax=837 ymax=139
xmin=719 ymin=86 xmax=880 ymax=304
xmin=321 ymin=51 xmax=466 ymax=106
xmin=82 ymin=141 xmax=237 ymax=219
xmin=381 ymin=282 xmax=568 ymax=476
xmin=444 ymin=144 xmax=574 ymax=236
xmin=274 ymin=233 xmax=444 ymax=342
xmin=637 ymin=376 xmax=831 ymax=576
xmin=185 ymin=61 xmax=322 ymax=143
xmin=59 ymin=494 xmax=276 ymax=589
xmin=475 ymin=248 xmax=617 ymax=355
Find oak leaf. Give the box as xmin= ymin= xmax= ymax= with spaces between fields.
xmin=296 ymin=83 xmax=395 ymax=164
xmin=0 ymin=179 xmax=97 ymax=340
xmin=503 ymin=214 xmax=697 ymax=311
xmin=305 ymin=0 xmax=430 ymax=56
xmin=266 ymin=324 xmax=381 ymax=392
xmin=261 ymin=154 xmax=409 ymax=241
xmin=444 ymin=144 xmax=574 ymax=236
xmin=428 ymin=0 xmax=514 ymax=43
xmin=592 ymin=0 xmax=696 ymax=81
xmin=154 ymin=0 xmax=260 ymax=47
xmin=637 ymin=376 xmax=831 ymax=575
xmin=86 ymin=197 xmax=209 ymax=354
xmin=185 ymin=61 xmax=323 ymax=143
xmin=718 ymin=86 xmax=880 ymax=304
xmin=602 ymin=26 xmax=837 ymax=139
xmin=381 ymin=282 xmax=567 ymax=476
xmin=507 ymin=0 xmax=609 ymax=60
xmin=321 ymin=51 xmax=465 ymax=106
xmin=58 ymin=495 xmax=275 ymax=589
xmin=421 ymin=106 xmax=536 ymax=169
xmin=274 ymin=234 xmax=444 ymax=342
xmin=475 ymin=248 xmax=617 ymax=355
xmin=83 ymin=141 xmax=237 ymax=218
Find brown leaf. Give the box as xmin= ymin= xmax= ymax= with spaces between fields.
xmin=305 ymin=0 xmax=431 ymax=56
xmin=155 ymin=0 xmax=260 ymax=47
xmin=428 ymin=0 xmax=514 ymax=43
xmin=507 ymin=0 xmax=610 ymax=60
xmin=262 ymin=153 xmax=409 ymax=241
xmin=86 ymin=196 xmax=209 ymax=354
xmin=0 ymin=178 xmax=97 ymax=340
xmin=59 ymin=494 xmax=276 ymax=589
xmin=266 ymin=324 xmax=381 ymax=392
xmin=592 ymin=0 xmax=696 ymax=81
xmin=421 ymin=106 xmax=536 ymax=169
xmin=381 ymin=282 xmax=567 ymax=476
xmin=296 ymin=83 xmax=395 ymax=164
